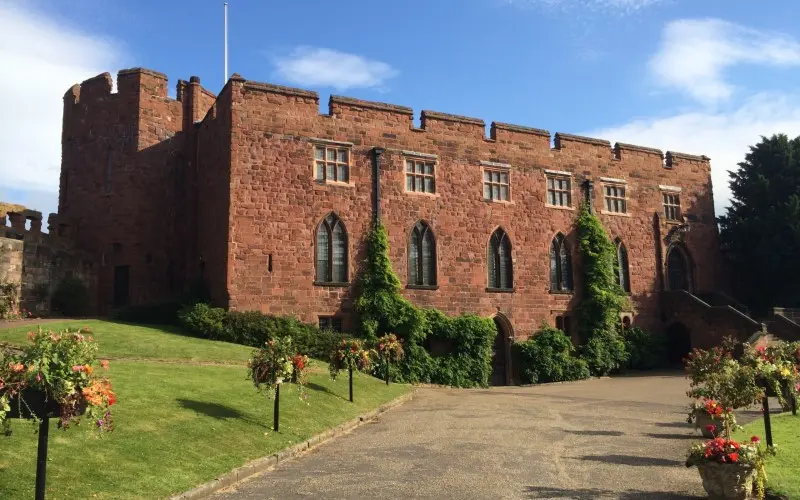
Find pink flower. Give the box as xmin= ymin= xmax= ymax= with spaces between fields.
xmin=36 ymin=374 xmax=41 ymax=382
xmin=72 ymin=365 xmax=84 ymax=372
xmin=705 ymin=424 xmax=716 ymax=434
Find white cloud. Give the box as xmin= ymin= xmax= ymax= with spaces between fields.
xmin=587 ymin=92 xmax=800 ymax=216
xmin=651 ymin=19 xmax=800 ymax=104
xmin=272 ymin=47 xmax=397 ymax=91
xmin=0 ymin=2 xmax=121 ymax=212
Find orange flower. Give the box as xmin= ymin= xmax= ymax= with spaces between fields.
xmin=100 ymin=360 xmax=110 ymax=370
xmin=84 ymin=365 xmax=93 ymax=375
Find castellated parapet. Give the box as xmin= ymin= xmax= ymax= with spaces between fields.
xmin=59 ymin=67 xmax=722 ymax=354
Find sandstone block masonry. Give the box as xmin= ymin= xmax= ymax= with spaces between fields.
xmin=57 ymin=67 xmax=757 ymax=353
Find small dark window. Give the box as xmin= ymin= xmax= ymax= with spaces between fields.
xmin=319 ymin=316 xmax=342 ymax=332
xmin=268 ymin=254 xmax=273 ymax=273
xmin=409 ymin=221 xmax=436 ymax=286
xmin=549 ymin=233 xmax=573 ymax=292
xmin=488 ymin=228 xmax=513 ymax=289
xmin=615 ymin=239 xmax=631 ymax=293
xmin=316 ymin=213 xmax=348 ymax=283
xmin=555 ymin=315 xmax=571 ymax=334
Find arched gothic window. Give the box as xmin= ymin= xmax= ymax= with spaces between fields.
xmin=316 ymin=213 xmax=348 ymax=283
xmin=615 ymin=239 xmax=631 ymax=293
xmin=549 ymin=233 xmax=573 ymax=292
xmin=667 ymin=245 xmax=692 ymax=292
xmin=488 ymin=229 xmax=513 ymax=289
xmin=409 ymin=221 xmax=436 ymax=286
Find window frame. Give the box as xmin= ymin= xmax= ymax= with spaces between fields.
xmin=662 ymin=191 xmax=682 ymax=222
xmin=408 ymin=221 xmax=438 ymax=289
xmin=482 ymin=165 xmax=511 ymax=203
xmin=404 ymin=154 xmax=437 ymax=195
xmin=544 ymin=170 xmax=573 ymax=208
xmin=549 ymin=233 xmax=574 ymax=293
xmin=615 ymin=238 xmax=631 ymax=293
xmin=318 ymin=316 xmax=343 ymax=332
xmin=314 ymin=213 xmax=349 ymax=286
xmin=487 ymin=228 xmax=514 ymax=291
xmin=313 ymin=142 xmax=352 ymax=185
xmin=602 ymin=180 xmax=628 ymax=215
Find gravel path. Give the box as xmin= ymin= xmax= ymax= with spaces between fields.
xmin=215 ymin=373 xmax=709 ymax=499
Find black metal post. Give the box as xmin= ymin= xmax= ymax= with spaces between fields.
xmin=790 ymin=390 xmax=797 ymax=417
xmin=385 ymin=359 xmax=390 ymax=386
xmin=273 ymin=383 xmax=280 ymax=432
xmin=35 ymin=417 xmax=49 ymax=500
xmin=349 ymin=367 xmax=354 ymax=403
xmin=763 ymin=396 xmax=773 ymax=447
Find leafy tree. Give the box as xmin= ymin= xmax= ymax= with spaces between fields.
xmin=719 ymin=134 xmax=800 ymax=314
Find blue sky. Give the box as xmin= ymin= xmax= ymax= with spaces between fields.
xmin=3 ymin=0 xmax=800 ymax=223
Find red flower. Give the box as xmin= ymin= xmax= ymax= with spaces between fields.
xmin=728 ymin=453 xmax=739 ymax=462
xmin=751 ymin=436 xmax=760 ymax=443
xmin=705 ymin=424 xmax=716 ymax=434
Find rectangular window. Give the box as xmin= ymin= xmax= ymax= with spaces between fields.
xmin=405 ymin=159 xmax=436 ymax=194
xmin=546 ymin=176 xmax=571 ymax=207
xmin=314 ymin=145 xmax=350 ymax=183
xmin=483 ymin=169 xmax=510 ymax=201
xmin=663 ymin=192 xmax=681 ymax=221
xmin=318 ymin=316 xmax=342 ymax=332
xmin=604 ymin=184 xmax=627 ymax=213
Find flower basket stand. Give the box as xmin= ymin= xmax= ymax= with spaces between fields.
xmin=697 ymin=462 xmax=756 ymax=500
xmin=5 ymin=388 xmax=82 ymax=500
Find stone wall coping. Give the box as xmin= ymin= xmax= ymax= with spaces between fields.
xmin=118 ymin=67 xmax=169 ymax=80
xmin=492 ymin=122 xmax=550 ymax=137
xmin=615 ymin=142 xmax=664 ymax=157
xmin=666 ymin=151 xmax=711 ymax=162
xmin=659 ymin=185 xmax=682 ymax=192
xmin=330 ymin=95 xmax=413 ymax=115
xmin=600 ymin=176 xmax=627 ymax=184
xmin=243 ymin=81 xmax=319 ymax=99
xmin=422 ymin=110 xmax=485 ymax=126
xmin=310 ymin=138 xmax=355 ymax=147
xmin=555 ymin=132 xmax=611 ymax=147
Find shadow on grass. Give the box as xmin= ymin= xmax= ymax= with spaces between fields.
xmin=176 ymin=399 xmax=270 ymax=429
xmin=307 ymin=382 xmax=347 ymax=401
xmin=563 ymin=429 xmax=624 ymax=437
xmin=574 ymin=455 xmax=684 ymax=467
xmin=524 ymin=486 xmax=701 ymax=499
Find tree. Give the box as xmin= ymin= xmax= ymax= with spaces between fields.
xmin=719 ymin=134 xmax=800 ymax=314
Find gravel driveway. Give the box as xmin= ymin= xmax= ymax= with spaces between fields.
xmin=215 ymin=373 xmax=708 ymax=499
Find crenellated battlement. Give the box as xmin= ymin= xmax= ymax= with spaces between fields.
xmin=225 ymin=72 xmax=708 ymax=165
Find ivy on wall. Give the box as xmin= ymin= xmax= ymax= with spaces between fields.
xmin=575 ymin=204 xmax=629 ymax=375
xmin=355 ymin=223 xmax=495 ymax=387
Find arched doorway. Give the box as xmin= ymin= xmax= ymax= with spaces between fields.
xmin=666 ymin=322 xmax=692 ymax=366
xmin=491 ymin=315 xmax=512 ymax=386
xmin=666 ymin=245 xmax=692 ymax=292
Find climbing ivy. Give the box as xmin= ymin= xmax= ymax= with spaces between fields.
xmin=355 ymin=222 xmax=495 ymax=387
xmin=575 ymin=204 xmax=629 ymax=375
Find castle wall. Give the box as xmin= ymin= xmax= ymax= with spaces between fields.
xmin=222 ymin=78 xmax=720 ymax=337
xmin=60 ymin=69 xmax=214 ymax=312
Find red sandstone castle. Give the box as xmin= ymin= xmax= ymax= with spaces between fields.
xmin=58 ymin=67 xmax=777 ymax=374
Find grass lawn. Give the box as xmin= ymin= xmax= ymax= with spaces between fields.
xmin=0 ymin=320 xmax=411 ymax=499
xmin=737 ymin=413 xmax=800 ymax=499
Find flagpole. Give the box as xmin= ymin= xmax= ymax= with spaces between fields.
xmin=224 ymin=2 xmax=229 ymax=85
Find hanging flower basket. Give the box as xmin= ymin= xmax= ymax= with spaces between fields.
xmin=4 ymin=388 xmax=83 ymax=420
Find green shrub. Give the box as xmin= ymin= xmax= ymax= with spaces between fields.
xmin=512 ymin=325 xmax=590 ymax=384
xmin=113 ymin=301 xmax=183 ymax=325
xmin=178 ymin=303 xmax=225 ymax=339
xmin=425 ymin=310 xmax=496 ymax=387
xmin=622 ymin=327 xmax=666 ymax=370
xmin=575 ymin=205 xmax=629 ymax=375
xmin=50 ymin=277 xmax=90 ymax=317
